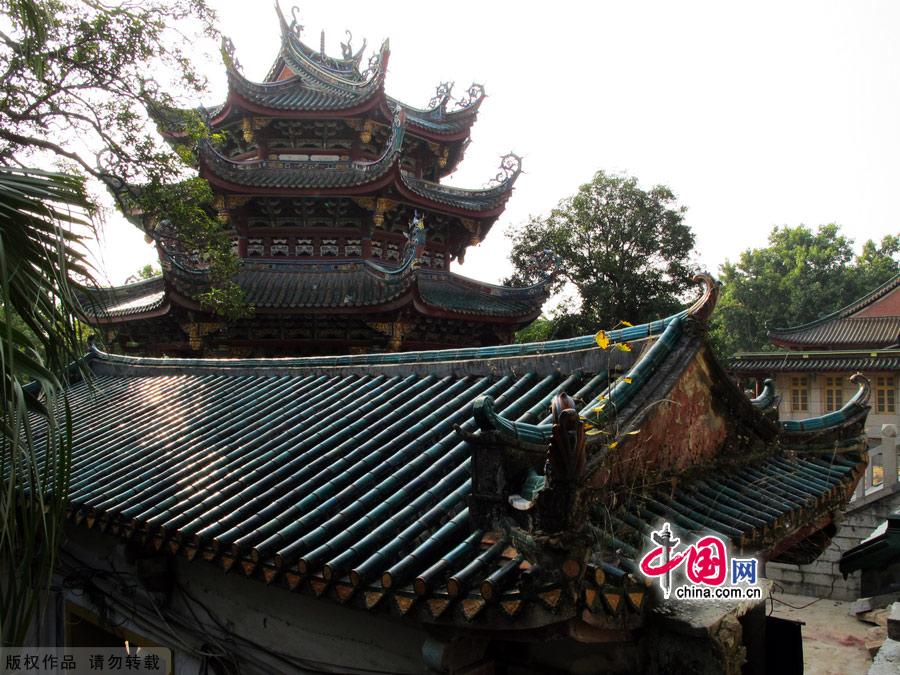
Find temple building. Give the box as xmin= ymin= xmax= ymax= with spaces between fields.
xmin=80 ymin=6 xmax=550 ymax=357
xmin=729 ymin=273 xmax=899 ymax=439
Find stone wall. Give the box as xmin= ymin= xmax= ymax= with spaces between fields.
xmin=765 ymin=488 xmax=900 ymax=600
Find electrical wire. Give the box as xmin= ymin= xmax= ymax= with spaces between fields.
xmin=57 ymin=547 xmax=414 ymax=675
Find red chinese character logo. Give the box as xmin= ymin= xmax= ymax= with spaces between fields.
xmin=684 ymin=535 xmax=727 ymax=586
xmin=638 ymin=523 xmax=729 ymax=597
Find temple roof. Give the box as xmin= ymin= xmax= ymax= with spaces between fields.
xmin=197 ymin=111 xmax=520 ymax=214
xmin=839 ymin=508 xmax=900 ymax=577
xmin=50 ymin=276 xmax=868 ymax=629
xmin=76 ymin=277 xmax=169 ymax=323
xmin=77 ymin=256 xmax=550 ymax=324
xmin=225 ymin=67 xmax=378 ymax=113
xmin=769 ymin=274 xmax=900 ymax=350
xmin=729 ymin=348 xmax=900 ymax=374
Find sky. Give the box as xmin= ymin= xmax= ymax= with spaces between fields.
xmin=92 ymin=0 xmax=900 ymax=289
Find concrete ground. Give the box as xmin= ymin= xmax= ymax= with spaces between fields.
xmin=770 ymin=590 xmax=872 ymax=675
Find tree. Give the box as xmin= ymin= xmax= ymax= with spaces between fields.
xmin=513 ymin=316 xmax=554 ymax=344
xmin=506 ymin=170 xmax=696 ymax=337
xmin=709 ymin=225 xmax=899 ymax=356
xmin=128 ymin=263 xmax=161 ymax=283
xmin=0 ymin=0 xmax=244 ymax=316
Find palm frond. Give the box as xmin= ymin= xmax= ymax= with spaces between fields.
xmin=0 ymin=166 xmax=94 ymax=646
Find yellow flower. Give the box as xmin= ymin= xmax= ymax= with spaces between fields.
xmin=595 ymin=330 xmax=610 ymax=349
xmin=622 ymin=377 xmax=633 ymax=384
xmin=608 ymin=441 xmax=619 ymax=449
xmin=614 ymin=342 xmax=632 ymax=352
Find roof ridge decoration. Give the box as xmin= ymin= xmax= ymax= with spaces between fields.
xmin=398 ymin=154 xmax=521 ymax=213
xmin=748 ymin=378 xmax=777 ymax=411
xmin=340 ymin=30 xmax=367 ymax=66
xmin=488 ymin=153 xmax=523 ymax=188
xmin=427 ymin=82 xmax=487 ymax=117
xmin=470 ymin=273 xmax=720 ymax=446
xmin=780 ymin=372 xmax=871 ymax=434
xmin=769 ymin=273 xmax=900 ymax=337
xmin=427 ymin=81 xmax=454 ymax=112
xmin=221 ymin=36 xmax=243 ymax=74
xmin=273 ymin=3 xmax=388 ymax=90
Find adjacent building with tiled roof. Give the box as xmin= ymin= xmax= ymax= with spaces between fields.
xmin=81 ymin=6 xmax=549 ymax=357
xmin=51 ymin=275 xmax=870 ymax=672
xmin=729 ymin=273 xmax=899 ymax=438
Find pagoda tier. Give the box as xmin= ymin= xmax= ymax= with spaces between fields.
xmin=190 ymin=110 xmax=519 ymax=265
xmin=154 ymin=3 xmax=484 ymax=181
xmin=79 ymin=237 xmax=551 ymax=356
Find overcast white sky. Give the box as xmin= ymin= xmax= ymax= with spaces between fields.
xmin=92 ymin=0 xmax=900 ymax=288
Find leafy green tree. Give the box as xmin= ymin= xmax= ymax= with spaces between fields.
xmin=513 ymin=316 xmax=554 ymax=344
xmin=709 ymin=225 xmax=899 ymax=356
xmin=506 ymin=170 xmax=696 ymax=337
xmin=129 ymin=264 xmax=161 ymax=282
xmin=0 ymin=0 xmax=244 ymax=316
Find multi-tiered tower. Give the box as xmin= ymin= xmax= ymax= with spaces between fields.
xmin=84 ymin=6 xmax=550 ymax=357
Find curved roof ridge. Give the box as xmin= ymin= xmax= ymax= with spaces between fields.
xmin=386 ymin=83 xmax=486 ymax=121
xmin=280 ymin=36 xmax=386 ymax=91
xmin=781 ymin=373 xmax=871 ymax=433
xmin=398 ymin=154 xmax=522 ymax=212
xmin=223 ymin=52 xmax=380 ymax=117
xmin=430 ymin=268 xmax=551 ymax=296
xmin=769 ymin=273 xmax=900 ymax=337
xmin=88 ymin=274 xmax=165 ymax=293
xmin=227 ymin=67 xmax=357 ymax=102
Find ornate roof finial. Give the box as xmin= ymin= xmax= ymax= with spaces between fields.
xmin=361 ymin=40 xmax=387 ymax=80
xmin=686 ymin=272 xmax=721 ymax=322
xmin=290 ymin=5 xmax=303 ymax=37
xmin=489 ymin=153 xmax=523 ymax=186
xmin=455 ymin=83 xmax=486 ymax=109
xmin=849 ymin=372 xmax=871 ymax=407
xmin=341 ymin=30 xmax=353 ymax=60
xmin=320 ymin=29 xmax=326 ymax=59
xmin=220 ymin=36 xmax=242 ymax=73
xmin=428 ymin=81 xmax=454 ymax=111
